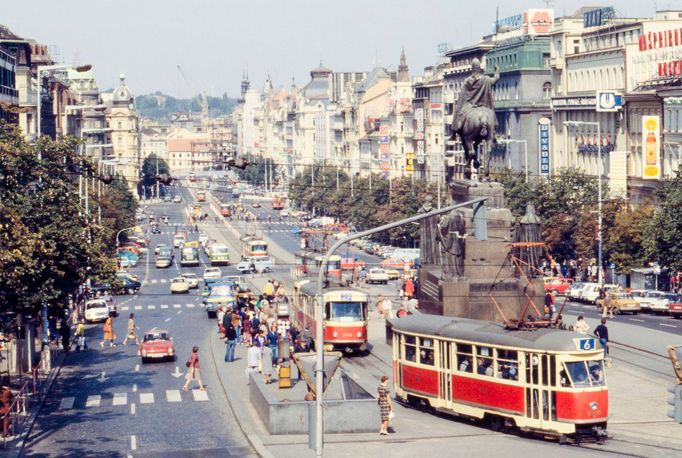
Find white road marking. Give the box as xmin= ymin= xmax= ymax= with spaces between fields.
xmin=130 ymin=435 xmax=137 ymax=451
xmin=85 ymin=395 xmax=101 ymax=407
xmin=135 ymin=364 xmax=140 ymax=372
xmin=148 ymin=305 xmax=156 ymax=310
xmin=177 ymin=311 xmax=182 ymax=315
xmin=660 ymin=323 xmax=677 ymax=328
xmin=134 ymin=305 xmax=142 ymax=310
xmin=130 ymin=403 xmax=136 ymax=414
xmin=59 ymin=397 xmax=75 ymax=410
xmin=151 ymin=279 xmax=158 ymax=284
xmin=629 ymin=318 xmax=645 ymax=322
xmin=173 ymin=304 xmax=181 ymax=308
xmin=164 ymin=317 xmax=171 ymax=322
xmin=113 ymin=392 xmax=127 ymax=406
xmin=160 ymin=279 xmax=167 ymax=284
xmin=166 ymin=389 xmax=182 ymax=402
xmin=142 ymin=280 xmax=148 ymax=285
xmin=121 ymin=306 xmax=130 ymax=311
xmin=132 ymin=383 xmax=138 ymax=392
xmin=160 ymin=304 xmax=168 ymax=309
xmin=139 ymin=392 xmax=154 ymax=404
xmin=186 ymin=303 xmax=195 ymax=308
xmin=192 ymin=389 xmax=209 ymax=402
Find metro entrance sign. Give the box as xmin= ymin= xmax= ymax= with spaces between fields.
xmin=596 ymin=91 xmax=623 ymax=112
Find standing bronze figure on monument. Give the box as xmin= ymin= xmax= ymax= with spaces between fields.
xmin=451 ymin=58 xmax=499 ymax=180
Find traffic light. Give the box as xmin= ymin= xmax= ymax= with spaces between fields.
xmin=667 ymin=384 xmax=682 ymax=423
xmin=225 ymin=157 xmax=250 ymax=170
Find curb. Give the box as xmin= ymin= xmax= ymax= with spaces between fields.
xmin=10 ymin=353 xmax=66 ymax=457
xmin=207 ymin=332 xmax=274 ymax=458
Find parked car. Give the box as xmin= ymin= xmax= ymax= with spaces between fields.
xmin=384 ymin=269 xmax=402 ymax=280
xmin=139 ymin=329 xmax=175 ymax=363
xmin=170 ymin=277 xmax=189 ymax=294
xmin=580 ymin=283 xmax=618 ymax=304
xmin=642 ymin=291 xmax=677 ymax=314
xmin=203 ymin=267 xmax=222 ymax=282
xmin=566 ymin=282 xmax=587 ymax=301
xmin=181 ymin=273 xmax=199 ymax=289
xmin=597 ymin=293 xmax=641 ymax=315
xmin=367 ymin=268 xmax=390 ymax=285
xmin=543 ymin=277 xmax=573 ymax=295
xmin=629 ymin=289 xmax=653 ymax=311
xmin=173 ymin=195 xmax=182 ymax=203
xmin=163 ymin=195 xmax=172 ymax=202
xmin=84 ymin=300 xmax=110 ymax=323
xmin=669 ymin=299 xmax=682 ymax=319
xmin=115 ymin=273 xmax=141 ymax=295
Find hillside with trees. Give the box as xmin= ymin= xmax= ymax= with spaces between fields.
xmin=134 ymin=92 xmax=238 ymax=120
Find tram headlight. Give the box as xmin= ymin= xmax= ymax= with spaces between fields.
xmin=589 ymin=401 xmax=599 ymax=411
xmin=333 ymin=331 xmax=338 ymax=337
xmin=357 ymin=332 xmax=362 ymax=338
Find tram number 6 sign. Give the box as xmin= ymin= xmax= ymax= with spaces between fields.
xmin=576 ymin=338 xmax=596 ymax=351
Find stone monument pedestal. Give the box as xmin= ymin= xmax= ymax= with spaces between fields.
xmin=418 ymin=180 xmax=544 ymax=324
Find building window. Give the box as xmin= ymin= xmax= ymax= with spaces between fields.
xmin=117 ymin=122 xmax=122 ymax=129
xmin=543 ymin=82 xmax=552 ymax=99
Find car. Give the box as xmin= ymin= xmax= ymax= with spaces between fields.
xmin=340 ymin=257 xmax=366 ymax=271
xmin=280 ymin=210 xmax=289 ymax=217
xmin=84 ymin=299 xmax=110 ymax=323
xmin=252 ymin=202 xmax=261 ymax=208
xmin=367 ymin=268 xmax=390 ymax=285
xmin=170 ymin=277 xmax=189 ymax=294
xmin=236 ymin=256 xmax=273 ymax=274
xmin=384 ymin=269 xmax=402 ymax=280
xmin=151 ymin=225 xmax=161 ymax=234
xmin=566 ymin=282 xmax=586 ymax=301
xmin=118 ymin=251 xmax=139 ymax=266
xmin=202 ymin=284 xmax=237 ymax=318
xmin=155 ymin=244 xmax=168 ymax=255
xmin=173 ymin=234 xmax=186 ymax=248
xmin=203 ymin=267 xmax=222 ymax=282
xmin=163 ymin=195 xmax=172 ymax=202
xmin=173 ymin=195 xmax=182 ymax=203
xmin=198 ymin=232 xmax=209 ymax=245
xmin=669 ymin=300 xmax=682 ymax=319
xmin=139 ymin=329 xmax=175 ymax=363
xmin=115 ymin=273 xmax=141 ymax=295
xmin=155 ymin=256 xmax=172 ymax=268
xmin=544 ymin=277 xmax=573 ymax=295
xmin=181 ymin=273 xmax=199 ymax=289
xmin=642 ymin=291 xmax=677 ymax=314
xmin=118 ymin=256 xmax=131 ymax=268
xmin=580 ymin=283 xmax=618 ymax=304
xmin=597 ymin=293 xmax=641 ymax=315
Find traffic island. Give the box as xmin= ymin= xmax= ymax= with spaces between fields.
xmin=249 ymin=370 xmax=378 ymax=434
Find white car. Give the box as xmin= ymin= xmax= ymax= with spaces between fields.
xmin=173 ymin=234 xmax=186 ymax=248
xmin=367 ymin=268 xmax=390 ymax=285
xmin=170 ymin=277 xmax=190 ymax=294
xmin=581 ymin=284 xmax=618 ymax=304
xmin=155 ymin=244 xmax=168 ymax=255
xmin=173 ymin=195 xmax=182 ymax=203
xmin=198 ymin=232 xmax=208 ymax=245
xmin=642 ymin=291 xmax=676 ymax=314
xmin=203 ymin=267 xmax=222 ymax=282
xmin=84 ymin=299 xmax=110 ymax=323
xmin=280 ymin=210 xmax=289 ymax=217
xmin=567 ymin=282 xmax=587 ymax=301
xmin=181 ymin=273 xmax=199 ymax=289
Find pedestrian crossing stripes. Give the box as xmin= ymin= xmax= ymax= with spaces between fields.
xmin=186 ymin=303 xmax=194 ymax=308
xmin=134 ymin=305 xmax=142 ymax=310
xmin=119 ymin=303 xmax=201 ymax=312
xmin=173 ymin=304 xmax=181 ymax=308
xmin=151 ymin=279 xmax=158 ymax=284
xmin=55 ymin=390 xmax=210 ymax=410
xmin=160 ymin=279 xmax=167 ymax=284
xmin=160 ymin=304 xmax=168 ymax=309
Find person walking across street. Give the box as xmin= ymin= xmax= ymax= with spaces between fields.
xmin=225 ymin=324 xmax=237 ymax=362
xmin=377 ymin=375 xmax=393 ymax=436
xmin=100 ymin=313 xmax=116 ymax=347
xmin=594 ymin=318 xmax=609 ymax=362
xmin=183 ymin=346 xmax=205 ymax=391
xmin=603 ymin=293 xmax=614 ymax=319
xmin=122 ymin=313 xmax=140 ymax=346
xmin=74 ymin=319 xmax=87 ymax=351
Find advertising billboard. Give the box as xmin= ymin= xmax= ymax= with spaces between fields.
xmin=642 ymin=115 xmax=661 ymax=180
xmin=538 ymin=118 xmax=551 ymax=177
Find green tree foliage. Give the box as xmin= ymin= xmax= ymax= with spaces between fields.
xmin=135 ymin=93 xmax=238 ymax=120
xmin=602 ymin=201 xmax=654 ymax=274
xmin=646 ymin=171 xmax=682 ymax=272
xmin=235 ymin=155 xmax=278 ymax=187
xmin=141 ymin=154 xmax=170 ymax=197
xmin=0 ymin=122 xmax=136 ymax=315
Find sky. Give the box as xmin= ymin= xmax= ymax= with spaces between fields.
xmin=2 ymin=0 xmax=662 ymax=99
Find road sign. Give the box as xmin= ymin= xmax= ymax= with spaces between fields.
xmin=596 ymin=91 xmax=623 ymax=112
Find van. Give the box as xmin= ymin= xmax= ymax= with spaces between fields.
xmin=581 ymin=283 xmax=618 ymax=304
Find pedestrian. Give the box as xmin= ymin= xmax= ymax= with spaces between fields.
xmin=182 ymin=346 xmax=206 ymax=391
xmin=594 ymin=318 xmax=609 ymax=361
xmin=377 ymin=375 xmax=393 ymax=436
xmin=382 ymin=297 xmax=393 ymax=319
xmin=246 ymin=342 xmax=261 ymax=383
xmin=221 ymin=308 xmax=231 ymax=339
xmin=603 ymin=293 xmax=614 ymax=319
xmin=225 ymin=324 xmax=237 ymax=362
xmin=404 ymin=277 xmax=415 ymax=299
xmin=267 ymin=324 xmax=279 ymax=364
xmin=59 ymin=317 xmax=71 ymax=353
xmin=122 ymin=313 xmax=139 ymax=346
xmin=75 ymin=319 xmax=87 ymax=351
xmin=231 ymin=311 xmax=242 ymax=343
xmin=396 ymin=304 xmax=408 ymax=318
xmin=100 ymin=313 xmax=116 ymax=347
xmin=359 ymin=266 xmax=367 ymax=287
xmin=574 ymin=315 xmax=589 ymax=334
xmin=544 ymin=291 xmax=555 ymax=320
xmin=262 ymin=345 xmax=274 ymax=384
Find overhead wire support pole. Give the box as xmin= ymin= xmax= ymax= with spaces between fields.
xmin=313 ymin=196 xmax=487 ymax=457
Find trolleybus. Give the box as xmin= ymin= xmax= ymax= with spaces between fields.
xmin=388 ymin=314 xmax=608 ymax=442
xmin=292 ymin=280 xmax=368 ymax=353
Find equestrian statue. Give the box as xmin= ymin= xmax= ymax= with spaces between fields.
xmin=451 ymin=58 xmax=499 ymax=180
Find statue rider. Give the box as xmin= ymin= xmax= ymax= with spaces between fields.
xmin=453 ymin=58 xmax=500 ymax=133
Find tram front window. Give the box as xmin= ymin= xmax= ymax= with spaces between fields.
xmin=563 ymin=361 xmax=605 ymax=387
xmin=330 ymin=302 xmax=365 ymax=322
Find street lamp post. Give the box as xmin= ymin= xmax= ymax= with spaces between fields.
xmin=499 ymin=139 xmax=528 ymax=183
xmin=564 ymin=120 xmax=603 ymax=284
xmin=313 ymin=196 xmax=488 ymax=456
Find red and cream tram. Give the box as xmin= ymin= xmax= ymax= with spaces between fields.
xmin=389 ymin=314 xmax=608 ymax=441
xmin=292 ymin=280 xmax=368 ymax=352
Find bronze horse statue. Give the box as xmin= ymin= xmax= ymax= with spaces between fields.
xmin=451 ymin=106 xmax=495 ymax=180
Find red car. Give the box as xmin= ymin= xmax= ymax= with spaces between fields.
xmin=669 ymin=301 xmax=682 ymax=319
xmin=543 ymin=277 xmax=573 ymax=295
xmin=341 ymin=257 xmax=366 ymax=271
xmin=139 ymin=329 xmax=175 ymax=363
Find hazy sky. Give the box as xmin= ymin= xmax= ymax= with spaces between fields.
xmin=3 ymin=0 xmax=660 ymax=98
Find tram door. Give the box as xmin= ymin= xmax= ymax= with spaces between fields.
xmin=438 ymin=340 xmax=452 ymax=408
xmin=524 ymin=353 xmax=556 ymax=427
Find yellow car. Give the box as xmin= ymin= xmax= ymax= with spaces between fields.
xmin=597 ymin=292 xmax=641 ymax=315
xmin=384 ymin=269 xmax=401 ymax=280
xmin=170 ymin=277 xmax=189 ymax=294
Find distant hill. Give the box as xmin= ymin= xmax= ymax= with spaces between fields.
xmin=135 ymin=92 xmax=238 ymax=120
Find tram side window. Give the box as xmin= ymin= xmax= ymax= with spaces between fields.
xmin=476 ymin=346 xmax=494 ymax=377
xmin=419 ymin=337 xmax=435 ymax=366
xmin=457 ymin=344 xmax=473 ymax=372
xmin=496 ymin=349 xmax=518 ymax=381
xmin=403 ymin=335 xmax=417 ymax=362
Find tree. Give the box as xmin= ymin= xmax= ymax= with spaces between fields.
xmin=235 ymin=155 xmax=278 ymax=187
xmin=646 ymin=171 xmax=682 ymax=272
xmin=603 ymin=203 xmax=654 ymax=274
xmin=141 ymin=154 xmax=170 ymax=196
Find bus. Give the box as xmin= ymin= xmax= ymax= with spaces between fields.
xmin=180 ymin=246 xmax=200 ymax=267
xmin=210 ymin=243 xmax=230 ymax=265
xmin=388 ymin=314 xmax=608 ymax=442
xmin=196 ymin=190 xmax=206 ymax=202
xmin=292 ymin=280 xmax=368 ymax=353
xmin=243 ymin=238 xmax=268 ymax=258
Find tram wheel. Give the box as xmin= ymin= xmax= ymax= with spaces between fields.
xmin=486 ymin=414 xmax=505 ymax=432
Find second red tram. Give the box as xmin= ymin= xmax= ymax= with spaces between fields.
xmin=389 ymin=314 xmax=608 ymax=441
xmin=292 ymin=280 xmax=368 ymax=352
